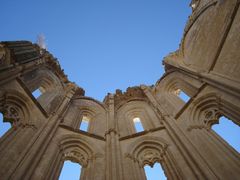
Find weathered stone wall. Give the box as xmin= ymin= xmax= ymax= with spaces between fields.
xmin=0 ymin=0 xmax=239 ymax=179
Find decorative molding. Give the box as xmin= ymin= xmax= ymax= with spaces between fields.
xmin=203 ymin=108 xmax=221 ymax=127
xmin=138 ymin=148 xmax=165 ymax=167
xmin=73 ymin=96 xmax=107 ymax=110
xmin=59 ymin=124 xmax=105 ymax=141
xmin=124 ymin=153 xmax=138 ymax=163
xmin=187 ymin=124 xmax=208 ymax=131
xmin=188 ymin=108 xmax=221 ymax=131
xmin=119 ymin=125 xmax=165 ymax=141
xmin=125 ymin=136 xmax=169 ymax=168
xmin=64 ymin=150 xmax=89 ymax=167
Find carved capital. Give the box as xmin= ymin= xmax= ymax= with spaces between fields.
xmin=105 ymin=128 xmax=119 ymax=136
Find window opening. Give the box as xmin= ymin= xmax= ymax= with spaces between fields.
xmin=144 ymin=163 xmax=166 ymax=180
xmin=175 ymin=89 xmax=190 ymax=103
xmin=212 ymin=116 xmax=240 ymax=153
xmin=59 ymin=160 xmax=81 ymax=180
xmin=32 ymin=87 xmax=45 ymax=99
xmin=0 ymin=112 xmax=11 ymax=138
xmin=80 ymin=116 xmax=89 ymax=132
xmin=133 ymin=117 xmax=144 ymax=133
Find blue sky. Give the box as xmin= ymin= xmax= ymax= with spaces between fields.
xmin=1 ymin=0 xmax=191 ymax=101
xmin=1 ymin=0 xmax=239 ymax=179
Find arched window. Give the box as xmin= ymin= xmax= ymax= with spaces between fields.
xmin=212 ymin=116 xmax=240 ymax=153
xmin=126 ymin=137 xmax=181 ymax=179
xmin=80 ymin=116 xmax=89 ymax=132
xmin=174 ymin=89 xmax=190 ymax=103
xmin=144 ymin=163 xmax=167 ymax=180
xmin=59 ymin=160 xmax=81 ymax=180
xmin=133 ymin=117 xmax=144 ymax=133
xmin=0 ymin=112 xmax=11 ymax=138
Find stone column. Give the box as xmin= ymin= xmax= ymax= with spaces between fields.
xmin=105 ymin=94 xmax=123 ymax=180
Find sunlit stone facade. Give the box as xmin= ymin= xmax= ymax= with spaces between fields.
xmin=0 ymin=0 xmax=240 ymax=179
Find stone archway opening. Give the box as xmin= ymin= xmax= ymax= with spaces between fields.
xmin=59 ymin=160 xmax=82 ymax=180
xmin=80 ymin=116 xmax=90 ymax=132
xmin=144 ymin=162 xmax=166 ymax=180
xmin=0 ymin=112 xmax=11 ymax=137
xmin=174 ymin=89 xmax=190 ymax=103
xmin=32 ymin=87 xmax=44 ymax=99
xmin=133 ymin=117 xmax=144 ymax=133
xmin=212 ymin=116 xmax=240 ymax=153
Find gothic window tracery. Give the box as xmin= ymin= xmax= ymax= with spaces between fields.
xmin=3 ymin=104 xmax=22 ymax=127
xmin=187 ymin=93 xmax=240 ymax=157
xmin=126 ymin=137 xmax=182 ymax=179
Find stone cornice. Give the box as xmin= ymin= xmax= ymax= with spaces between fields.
xmin=41 ymin=50 xmax=69 ymax=84
xmin=59 ymin=124 xmax=106 ymax=141
xmin=119 ymin=125 xmax=165 ymax=141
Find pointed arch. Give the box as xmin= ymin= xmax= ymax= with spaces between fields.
xmin=53 ymin=134 xmax=104 ymax=180
xmin=189 ymin=93 xmax=240 ymax=130
xmin=0 ymin=90 xmax=31 ymax=127
xmin=126 ymin=136 xmax=182 ymax=180
xmin=116 ymin=100 xmax=161 ymax=136
xmin=59 ymin=137 xmax=94 ymax=167
xmin=69 ymin=97 xmax=107 ymax=136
